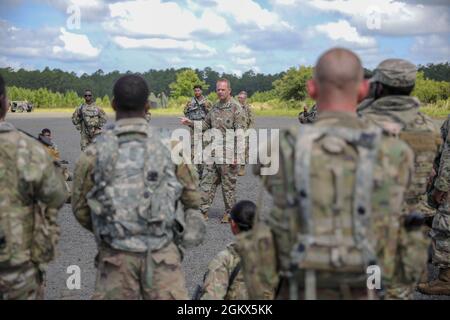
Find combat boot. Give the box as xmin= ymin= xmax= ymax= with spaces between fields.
xmin=202 ymin=212 xmax=209 ymax=221
xmin=417 ymin=268 xmax=450 ymax=295
xmin=221 ymin=212 xmax=230 ymax=224
xmin=238 ymin=165 xmax=246 ymax=176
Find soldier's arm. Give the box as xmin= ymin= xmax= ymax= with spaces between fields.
xmin=200 ymin=250 xmax=233 ymax=300
xmin=98 ymin=107 xmax=107 ymax=127
xmin=248 ymin=106 xmax=255 ymax=128
xmin=435 ymin=143 xmax=450 ymax=192
xmin=176 ymin=162 xmax=201 ymax=210
xmin=183 ymin=102 xmax=190 ymax=116
xmin=205 ymin=100 xmax=212 ymax=113
xmin=32 ymin=144 xmax=68 ymax=210
xmin=200 ymin=109 xmax=212 ymax=131
xmin=72 ymin=106 xmax=81 ymax=127
xmin=72 ymin=147 xmax=96 ymax=231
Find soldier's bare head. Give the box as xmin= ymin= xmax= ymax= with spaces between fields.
xmin=193 ymin=85 xmax=202 ymax=98
xmin=237 ymin=91 xmax=247 ymax=105
xmin=230 ymin=200 xmax=256 ymax=235
xmin=0 ymin=74 xmax=8 ymax=121
xmin=307 ymin=48 xmax=368 ymax=113
xmin=216 ymin=78 xmax=231 ymax=102
xmin=112 ymin=75 xmax=150 ymax=120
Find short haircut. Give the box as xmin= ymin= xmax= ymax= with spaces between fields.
xmin=216 ymin=78 xmax=231 ymax=89
xmin=193 ymin=85 xmax=202 ymax=90
xmin=84 ymin=89 xmax=92 ymax=93
xmin=113 ymin=75 xmax=150 ymax=111
xmin=230 ymin=200 xmax=256 ymax=232
xmin=314 ymin=47 xmax=363 ymax=92
xmin=41 ymin=128 xmax=51 ymax=135
xmin=238 ymin=91 xmax=248 ymax=96
xmin=0 ymin=74 xmax=5 ymax=97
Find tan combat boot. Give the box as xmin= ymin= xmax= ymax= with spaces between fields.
xmin=221 ymin=212 xmax=231 ymax=224
xmin=238 ymin=165 xmax=246 ymax=176
xmin=417 ymin=268 xmax=450 ymax=295
xmin=202 ymin=212 xmax=209 ymax=221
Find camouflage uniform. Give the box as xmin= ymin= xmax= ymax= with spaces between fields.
xmin=200 ymin=243 xmax=248 ymax=300
xmin=359 ymin=59 xmax=441 ymax=299
xmin=417 ymin=116 xmax=450 ymax=295
xmin=239 ymin=103 xmax=254 ymax=176
xmin=72 ymin=117 xmax=205 ymax=300
xmin=194 ymin=99 xmax=246 ymax=220
xmin=253 ymin=111 xmax=414 ymax=299
xmin=0 ymin=121 xmax=67 ymax=300
xmin=298 ymin=104 xmax=317 ymax=124
xmin=145 ymin=111 xmax=152 ymax=122
xmin=71 ymin=102 xmax=107 ymax=151
xmin=184 ymin=96 xmax=212 ymax=178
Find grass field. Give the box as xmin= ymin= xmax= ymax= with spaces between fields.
xmin=32 ymin=100 xmax=450 ymax=118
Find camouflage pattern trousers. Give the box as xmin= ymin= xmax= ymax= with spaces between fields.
xmin=80 ymin=133 xmax=93 ymax=152
xmin=200 ymin=164 xmax=238 ymax=215
xmin=431 ymin=203 xmax=450 ymax=269
xmin=0 ymin=262 xmax=44 ymax=300
xmin=92 ymin=242 xmax=188 ymax=300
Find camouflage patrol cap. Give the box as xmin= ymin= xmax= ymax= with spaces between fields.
xmin=372 ymin=59 xmax=417 ymax=87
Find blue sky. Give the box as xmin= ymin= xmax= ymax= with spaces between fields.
xmin=0 ymin=0 xmax=448 ymax=76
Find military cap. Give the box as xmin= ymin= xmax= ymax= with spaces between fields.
xmin=372 ymin=59 xmax=417 ymax=87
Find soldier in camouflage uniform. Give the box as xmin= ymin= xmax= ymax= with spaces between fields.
xmin=72 ymin=75 xmax=206 ymax=300
xmin=237 ymin=91 xmax=254 ymax=176
xmin=181 ymin=79 xmax=247 ymax=223
xmin=358 ymin=59 xmax=441 ymax=299
xmin=417 ymin=116 xmax=450 ymax=296
xmin=183 ymin=85 xmax=212 ymax=179
xmin=0 ymin=75 xmax=68 ymax=300
xmin=72 ymin=89 xmax=107 ymax=151
xmin=252 ymin=48 xmax=414 ymax=300
xmin=199 ymin=201 xmax=255 ymax=300
xmin=298 ymin=104 xmax=317 ymax=124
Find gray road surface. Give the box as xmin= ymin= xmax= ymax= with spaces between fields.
xmin=6 ymin=112 xmax=448 ymax=300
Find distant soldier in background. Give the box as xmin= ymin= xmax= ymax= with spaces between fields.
xmin=197 ymin=201 xmax=255 ymax=300
xmin=298 ymin=104 xmax=317 ymax=124
xmin=183 ymin=85 xmax=212 ymax=179
xmin=0 ymin=74 xmax=68 ymax=300
xmin=237 ymin=91 xmax=254 ymax=176
xmin=72 ymin=75 xmax=205 ymax=299
xmin=417 ymin=116 xmax=450 ymax=296
xmin=359 ymin=59 xmax=441 ymax=299
xmin=72 ymin=89 xmax=107 ymax=151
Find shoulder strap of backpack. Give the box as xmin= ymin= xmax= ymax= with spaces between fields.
xmin=227 ymin=262 xmax=242 ymax=291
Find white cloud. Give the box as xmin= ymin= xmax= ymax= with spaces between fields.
xmin=106 ymin=0 xmax=230 ymax=39
xmin=214 ymin=0 xmax=292 ymax=30
xmin=53 ymin=28 xmax=100 ymax=59
xmin=411 ymin=34 xmax=450 ymax=62
xmin=0 ymin=20 xmax=100 ymax=61
xmin=113 ymin=36 xmax=217 ymax=57
xmin=233 ymin=56 xmax=257 ymax=66
xmin=299 ymin=0 xmax=449 ymax=36
xmin=227 ymin=44 xmax=252 ymax=55
xmin=315 ymin=20 xmax=377 ymax=48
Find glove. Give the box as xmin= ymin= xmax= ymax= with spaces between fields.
xmin=182 ymin=209 xmax=206 ymax=248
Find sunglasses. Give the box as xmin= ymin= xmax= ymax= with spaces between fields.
xmin=84 ymin=94 xmax=92 ymax=97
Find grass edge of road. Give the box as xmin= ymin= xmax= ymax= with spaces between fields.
xmin=30 ymin=107 xmax=449 ymax=118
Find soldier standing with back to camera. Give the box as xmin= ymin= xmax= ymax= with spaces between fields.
xmin=250 ymin=48 xmax=414 ymax=300
xmin=72 ymin=89 xmax=107 ymax=151
xmin=417 ymin=116 xmax=450 ymax=296
xmin=184 ymin=85 xmax=212 ymax=179
xmin=72 ymin=75 xmax=205 ymax=300
xmin=358 ymin=59 xmax=441 ymax=299
xmin=0 ymin=74 xmax=68 ymax=300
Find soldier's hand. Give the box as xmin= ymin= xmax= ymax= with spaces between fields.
xmin=432 ymin=189 xmax=447 ymax=205
xmin=180 ymin=117 xmax=192 ymax=126
xmin=182 ymin=209 xmax=206 ymax=248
